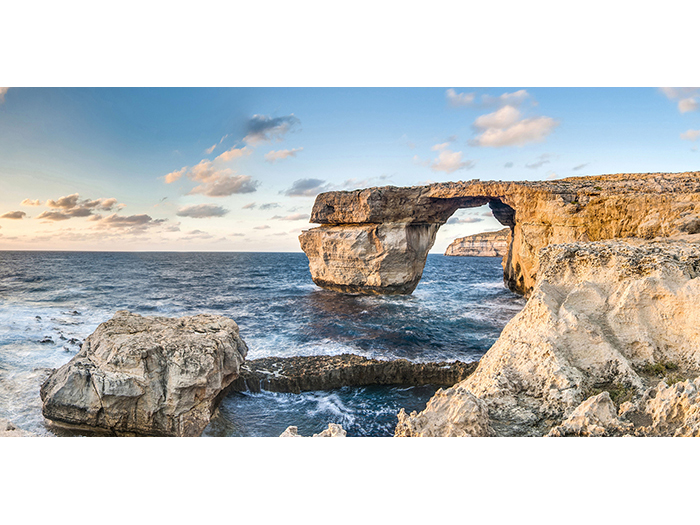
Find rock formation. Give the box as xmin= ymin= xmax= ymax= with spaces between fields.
xmin=40 ymin=311 xmax=247 ymax=437
xmin=394 ymin=237 xmax=700 ymax=437
xmin=1 ymin=418 xmax=34 ymax=437
xmin=228 ymin=354 xmax=478 ymax=394
xmin=299 ymin=172 xmax=700 ymax=296
xmin=445 ymin=228 xmax=510 ymax=257
xmin=279 ymin=423 xmax=347 ymax=437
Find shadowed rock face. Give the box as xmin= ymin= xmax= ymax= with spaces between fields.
xmin=228 ymin=354 xmax=478 ymax=394
xmin=299 ymin=172 xmax=700 ymax=296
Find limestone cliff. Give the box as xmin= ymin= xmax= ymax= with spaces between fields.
xmin=394 ymin=237 xmax=700 ymax=437
xmin=299 ymin=172 xmax=700 ymax=296
xmin=445 ymin=228 xmax=510 ymax=257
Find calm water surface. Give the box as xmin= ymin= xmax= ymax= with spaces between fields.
xmin=0 ymin=251 xmax=525 ymax=436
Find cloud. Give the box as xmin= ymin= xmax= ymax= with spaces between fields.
xmin=470 ymin=105 xmax=558 ymax=147
xmin=181 ymin=229 xmax=214 ymax=240
xmin=0 ymin=88 xmax=9 ymax=104
xmin=660 ymin=87 xmax=700 ymax=113
xmin=35 ymin=211 xmax=73 ymax=221
xmin=253 ymin=225 xmax=271 ymax=230
xmin=259 ymin=202 xmax=281 ymax=210
xmin=264 ymin=147 xmax=304 ymax=163
xmin=283 ymin=178 xmax=331 ymax=197
xmin=215 ymin=145 xmax=252 ymax=163
xmin=681 ymin=129 xmax=700 ymax=141
xmin=446 ymin=88 xmax=476 ymax=107
xmin=504 ymin=162 xmax=514 ymax=168
xmin=243 ymin=114 xmax=300 ymax=145
xmin=205 ymin=144 xmax=217 ymax=154
xmin=446 ymin=217 xmax=484 ymax=225
xmin=1 ymin=211 xmax=27 ymax=220
xmin=431 ymin=147 xmax=475 ymax=173
xmin=446 ymin=88 xmax=530 ymax=109
xmin=242 ymin=202 xmax=257 ymax=209
xmin=572 ymin=163 xmax=589 ymax=171
xmin=525 ymin=154 xmax=554 ymax=169
xmin=21 ymin=199 xmax=42 ymax=206
xmin=167 ymin=160 xmax=259 ymax=197
xmin=33 ymin=194 xmax=122 ymax=221
xmin=271 ymin=213 xmax=310 ymax=221
xmin=546 ymin=172 xmax=560 ymax=180
xmin=99 ymin=214 xmax=165 ymax=230
xmin=412 ymin=155 xmax=430 ymax=168
xmin=339 ymin=174 xmax=392 ymax=190
xmin=176 ymin=204 xmax=229 ymax=218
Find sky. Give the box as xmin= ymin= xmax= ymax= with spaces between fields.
xmin=0 ymin=87 xmax=699 ymax=253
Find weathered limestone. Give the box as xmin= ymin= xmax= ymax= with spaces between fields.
xmin=300 ymin=172 xmax=700 ymax=296
xmin=228 ymin=354 xmax=478 ymax=394
xmin=280 ymin=423 xmax=347 ymax=437
xmin=40 ymin=311 xmax=247 ymax=436
xmin=445 ymin=228 xmax=510 ymax=257
xmin=394 ymin=238 xmax=700 ymax=437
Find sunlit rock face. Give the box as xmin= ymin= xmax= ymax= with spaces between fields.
xmin=445 ymin=228 xmax=511 ymax=257
xmin=299 ymin=172 xmax=700 ymax=296
xmin=393 ymin=238 xmax=700 ymax=437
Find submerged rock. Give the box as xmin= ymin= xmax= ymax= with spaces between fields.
xmin=445 ymin=228 xmax=510 ymax=257
xmin=40 ymin=310 xmax=247 ymax=437
xmin=395 ymin=238 xmax=700 ymax=437
xmin=0 ymin=418 xmax=34 ymax=437
xmin=228 ymin=354 xmax=478 ymax=393
xmin=279 ymin=423 xmax=347 ymax=437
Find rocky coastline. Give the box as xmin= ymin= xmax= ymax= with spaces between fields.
xmin=444 ymin=228 xmax=510 ymax=257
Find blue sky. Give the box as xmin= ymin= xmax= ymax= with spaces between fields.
xmin=0 ymin=87 xmax=698 ymax=252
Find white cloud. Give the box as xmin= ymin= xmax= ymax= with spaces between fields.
xmin=660 ymin=87 xmax=700 ymax=113
xmin=446 ymin=88 xmax=476 ymax=107
xmin=264 ymin=147 xmax=304 ymax=163
xmin=205 ymin=144 xmax=217 ymax=154
xmin=243 ymin=114 xmax=300 ymax=145
xmin=283 ymin=178 xmax=331 ymax=197
xmin=21 ymin=199 xmax=42 ymax=206
xmin=446 ymin=216 xmax=484 ymax=225
xmin=215 ymin=145 xmax=252 ymax=162
xmin=271 ymin=213 xmax=310 ymax=221
xmin=525 ymin=153 xmax=555 ymax=169
xmin=0 ymin=88 xmax=9 ymax=104
xmin=165 ymin=160 xmax=259 ymax=197
xmin=681 ymin=129 xmax=700 ymax=141
xmin=431 ymin=148 xmax=475 ymax=173
xmin=470 ymin=105 xmax=558 ymax=147
xmin=176 ymin=204 xmax=229 ymax=218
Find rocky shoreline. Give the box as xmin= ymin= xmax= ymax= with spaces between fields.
xmin=229 ymin=354 xmax=478 ymax=393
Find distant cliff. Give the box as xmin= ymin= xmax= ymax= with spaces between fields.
xmin=445 ymin=228 xmax=510 ymax=257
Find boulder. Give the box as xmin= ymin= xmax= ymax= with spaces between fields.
xmin=40 ymin=311 xmax=247 ymax=436
xmin=279 ymin=423 xmax=347 ymax=437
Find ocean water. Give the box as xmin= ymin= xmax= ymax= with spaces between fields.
xmin=0 ymin=251 xmax=526 ymax=437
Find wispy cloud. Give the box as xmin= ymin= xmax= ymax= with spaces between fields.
xmin=446 ymin=216 xmax=484 ymax=225
xmin=259 ymin=202 xmax=281 ymax=210
xmin=98 ymin=214 xmax=166 ymax=231
xmin=680 ymin=129 xmax=700 ymax=141
xmin=525 ymin=153 xmax=554 ymax=169
xmin=271 ymin=213 xmax=309 ymax=221
xmin=215 ymin=145 xmax=252 ymax=163
xmin=504 ymin=162 xmax=514 ymax=168
xmin=243 ymin=114 xmax=300 ymax=145
xmin=242 ymin=202 xmax=257 ymax=209
xmin=165 ymin=160 xmax=259 ymax=197
xmin=0 ymin=88 xmax=9 ymax=104
xmin=446 ymin=88 xmax=530 ymax=109
xmin=176 ymin=204 xmax=229 ymax=218
xmin=572 ymin=163 xmax=589 ymax=171
xmin=469 ymin=105 xmax=558 ymax=147
xmin=264 ymin=147 xmax=304 ymax=163
xmin=283 ymin=178 xmax=331 ymax=197
xmin=253 ymin=225 xmax=271 ymax=230
xmin=205 ymin=144 xmax=217 ymax=154
xmin=21 ymin=199 xmax=42 ymax=206
xmin=1 ymin=211 xmax=27 ymax=220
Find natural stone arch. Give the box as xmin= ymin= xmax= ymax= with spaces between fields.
xmin=299 ymin=173 xmax=700 ymax=297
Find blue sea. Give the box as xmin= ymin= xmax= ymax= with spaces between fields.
xmin=0 ymin=251 xmax=525 ymax=437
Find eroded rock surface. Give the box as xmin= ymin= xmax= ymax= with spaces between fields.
xmin=445 ymin=228 xmax=510 ymax=257
xmin=395 ymin=238 xmax=700 ymax=437
xmin=229 ymin=354 xmax=477 ymax=393
xmin=279 ymin=423 xmax=347 ymax=437
xmin=40 ymin=311 xmax=247 ymax=436
xmin=300 ymin=172 xmax=700 ymax=296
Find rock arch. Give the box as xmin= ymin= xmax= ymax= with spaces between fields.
xmin=298 ymin=173 xmax=700 ymax=296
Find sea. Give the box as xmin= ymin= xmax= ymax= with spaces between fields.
xmin=0 ymin=251 xmax=526 ymax=437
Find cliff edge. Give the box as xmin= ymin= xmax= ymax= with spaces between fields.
xmin=445 ymin=228 xmax=510 ymax=257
